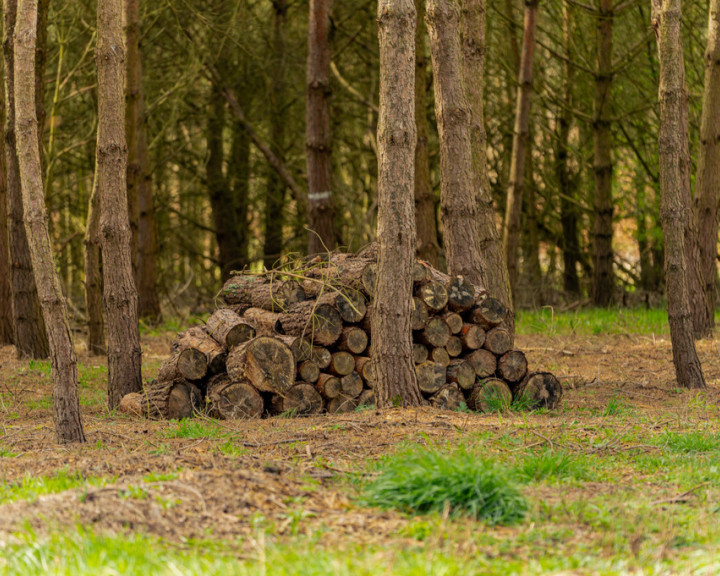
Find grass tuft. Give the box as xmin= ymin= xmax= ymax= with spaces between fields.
xmin=161 ymin=419 xmax=226 ymax=439
xmin=516 ymin=449 xmax=590 ymax=482
xmin=0 ymin=469 xmax=111 ymax=504
xmin=362 ymin=445 xmax=528 ymax=525
xmin=656 ymin=430 xmax=720 ymax=453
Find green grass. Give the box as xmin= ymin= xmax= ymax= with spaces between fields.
xmin=362 ymin=444 xmax=528 ymax=525
xmin=516 ymin=449 xmax=591 ymax=482
xmin=161 ymin=419 xmax=226 ymax=439
xmin=517 ymin=307 xmax=673 ymax=336
xmin=654 ymin=430 xmax=720 ymax=453
xmin=0 ymin=469 xmax=111 ymax=504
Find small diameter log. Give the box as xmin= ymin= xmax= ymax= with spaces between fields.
xmin=466 ymin=349 xmax=497 ymax=378
xmin=357 ymin=389 xmax=376 ymax=408
xmin=446 ymin=359 xmax=476 ymax=391
xmin=362 ymin=263 xmax=377 ymax=296
xmin=469 ymin=297 xmax=507 ymax=328
xmin=277 ymin=335 xmax=313 ymax=362
xmin=430 ymin=384 xmax=465 ymax=411
xmin=270 ymin=383 xmax=323 ymax=416
xmin=142 ymin=378 xmax=201 ymax=420
xmin=467 ymin=378 xmax=512 ymax=413
xmin=338 ymin=326 xmax=368 ymax=354
xmin=446 ymin=277 xmax=475 ymax=312
xmin=413 ymin=343 xmax=429 ymax=364
xmin=412 ymin=261 xmax=429 ymax=284
xmin=222 ymin=276 xmax=305 ymax=311
xmin=445 ymin=336 xmax=463 ymax=357
xmin=242 ymin=307 xmax=282 ymax=335
xmin=326 ymin=394 xmax=359 ymax=414
xmin=419 ymin=317 xmax=451 ymax=348
xmin=312 ymin=347 xmax=332 ymax=370
xmin=483 ymin=327 xmax=512 ymax=356
xmin=430 ymin=347 xmax=450 ymax=367
xmin=305 ymin=256 xmax=377 ymax=297
xmin=460 ymin=324 xmax=485 ymax=350
xmin=316 ymin=373 xmax=343 ymax=398
xmin=415 ymin=361 xmax=447 ymax=395
xmin=327 ymin=290 xmax=367 ymax=323
xmin=497 ymin=350 xmax=528 ymax=383
xmin=206 ymin=374 xmax=263 ymax=420
xmin=118 ymin=392 xmax=143 ymax=417
xmin=279 ymin=301 xmax=343 ymax=346
xmin=341 ymin=372 xmax=364 ymax=398
xmin=515 ymin=372 xmax=563 ymax=410
xmin=206 ymin=308 xmax=256 ymax=349
xmin=355 ymin=356 xmax=376 ymax=387
xmin=416 ymin=280 xmax=448 ymax=312
xmin=226 ymin=336 xmax=296 ymax=394
xmin=298 ymin=360 xmax=321 ymax=384
xmin=330 ymin=351 xmax=356 ymax=376
xmin=411 ymin=297 xmax=429 ymax=330
xmin=442 ymin=311 xmax=464 ymax=334
xmin=158 ymin=327 xmax=224 ymax=382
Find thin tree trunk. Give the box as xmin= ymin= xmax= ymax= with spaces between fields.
xmin=229 ymin=120 xmax=250 ymax=271
xmin=462 ymin=0 xmax=513 ymax=322
xmin=96 ymin=0 xmax=143 ymax=409
xmin=502 ymin=0 xmax=538 ymax=302
xmin=306 ymin=0 xmax=336 ymax=256
xmin=84 ymin=185 xmax=105 ymax=355
xmin=592 ymin=0 xmax=615 ymax=306
xmin=414 ymin=0 xmax=440 ymax=266
xmin=653 ymin=0 xmax=706 ymax=389
xmin=692 ymin=0 xmax=720 ymax=337
xmin=0 ymin=67 xmax=13 ymax=345
xmin=125 ymin=0 xmax=160 ymax=320
xmin=372 ymin=0 xmax=422 ymax=408
xmin=14 ymin=0 xmax=85 ymax=442
xmin=3 ymin=0 xmax=48 ymax=358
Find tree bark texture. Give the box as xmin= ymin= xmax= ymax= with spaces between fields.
xmin=461 ymin=0 xmax=513 ymax=321
xmin=3 ymin=0 xmax=49 ymax=358
xmin=502 ymin=0 xmax=538 ymax=302
xmin=653 ymin=0 xmax=706 ymax=388
xmin=125 ymin=0 xmax=160 ymax=319
xmin=692 ymin=0 xmax=720 ymax=337
xmin=592 ymin=0 xmax=615 ymax=306
xmin=84 ymin=184 xmax=105 ymax=355
xmin=306 ymin=0 xmax=336 ymax=256
xmin=96 ymin=0 xmax=143 ymax=408
xmin=14 ymin=0 xmax=85 ymax=442
xmin=372 ymin=0 xmax=422 ymax=408
xmin=0 ymin=69 xmax=13 ymax=344
xmin=414 ymin=0 xmax=440 ymax=266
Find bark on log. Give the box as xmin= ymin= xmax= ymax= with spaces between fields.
xmin=445 ymin=336 xmax=463 ymax=357
xmin=206 ymin=308 xmax=256 ymax=349
xmin=118 ymin=392 xmax=143 ymax=417
xmin=158 ymin=327 xmax=224 ymax=382
xmin=430 ymin=347 xmax=450 ymax=367
xmin=316 ymin=373 xmax=342 ymax=398
xmin=515 ymin=372 xmax=563 ymax=410
xmin=430 ymin=383 xmax=465 ymax=410
xmin=411 ymin=297 xmax=429 ymax=330
xmin=497 ymin=350 xmax=528 ymax=383
xmin=460 ymin=323 xmax=485 ymax=350
xmin=329 ymin=351 xmax=355 ymax=376
xmin=270 ymin=383 xmax=324 ymax=415
xmin=467 ymin=378 xmax=512 ymax=413
xmin=466 ymin=348 xmax=497 ymax=378
xmin=469 ymin=297 xmax=507 ymax=328
xmin=206 ymin=373 xmax=263 ymax=419
xmin=341 ymin=371 xmax=364 ymax=397
xmin=446 ymin=276 xmax=475 ymax=311
xmin=413 ymin=343 xmax=429 ymax=364
xmin=338 ymin=326 xmax=368 ymax=354
xmin=277 ymin=300 xmax=343 ymax=346
xmin=416 ymin=280 xmax=448 ymax=312
xmin=419 ymin=317 xmax=451 ymax=348
xmin=242 ymin=307 xmax=282 ymax=335
xmin=304 ymin=256 xmax=377 ymax=297
xmin=415 ymin=361 xmax=447 ymax=394
xmin=355 ymin=356 xmax=376 ymax=387
xmin=484 ymin=327 xmax=512 ymax=355
xmin=446 ymin=359 xmax=476 ymax=390
xmin=298 ymin=360 xmax=321 ymax=383
xmin=442 ymin=311 xmax=463 ymax=334
xmin=222 ymin=276 xmax=305 ymax=311
xmin=326 ymin=394 xmax=359 ymax=414
xmin=142 ymin=378 xmax=201 ymax=420
xmin=226 ymin=336 xmax=296 ymax=394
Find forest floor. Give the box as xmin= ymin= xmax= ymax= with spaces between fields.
xmin=2 ymin=309 xmax=720 ymax=574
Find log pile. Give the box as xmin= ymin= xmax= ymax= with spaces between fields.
xmin=122 ymin=247 xmax=562 ymax=420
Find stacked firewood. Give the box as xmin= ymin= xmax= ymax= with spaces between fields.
xmin=120 ymin=247 xmax=562 ymax=420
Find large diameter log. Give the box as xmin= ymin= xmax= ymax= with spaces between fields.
xmin=206 ymin=309 xmax=255 ymax=349
xmin=419 ymin=317 xmax=451 ymax=348
xmin=442 ymin=311 xmax=464 ymax=334
xmin=413 ymin=343 xmax=429 ymax=364
xmin=466 ymin=349 xmax=497 ymax=378
xmin=446 ymin=277 xmax=475 ymax=312
xmin=497 ymin=351 xmax=528 ymax=383
xmin=430 ymin=347 xmax=450 ymax=367
xmin=298 ymin=360 xmax=321 ymax=384
xmin=226 ymin=336 xmax=296 ymax=394
xmin=221 ymin=276 xmax=305 ymax=311
xmin=357 ymin=389 xmax=376 ymax=408
xmin=416 ymin=280 xmax=448 ymax=312
xmin=430 ymin=384 xmax=465 ymax=411
xmin=158 ymin=327 xmax=225 ymax=382
xmin=338 ymin=326 xmax=368 ymax=354
xmin=341 ymin=372 xmax=364 ymax=398
xmin=141 ymin=378 xmax=201 ymax=420
xmin=415 ymin=361 xmax=447 ymax=395
xmin=206 ymin=374 xmax=263 ymax=420
xmin=316 ymin=373 xmax=342 ymax=398
xmin=411 ymin=297 xmax=429 ymax=330
xmin=118 ymin=392 xmax=143 ymax=417
xmin=330 ymin=351 xmax=356 ymax=376
xmin=270 ymin=384 xmax=324 ymax=416
xmin=445 ymin=336 xmax=463 ymax=357
xmin=460 ymin=324 xmax=485 ymax=350
xmin=467 ymin=378 xmax=512 ymax=413
xmin=326 ymin=394 xmax=359 ymax=414
xmin=355 ymin=356 xmax=376 ymax=387
xmin=483 ymin=327 xmax=512 ymax=356
xmin=278 ymin=301 xmax=343 ymax=347
xmin=446 ymin=360 xmax=476 ymax=391
xmin=515 ymin=372 xmax=563 ymax=410
xmin=469 ymin=297 xmax=507 ymax=328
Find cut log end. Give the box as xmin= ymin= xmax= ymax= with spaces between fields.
xmin=415 ymin=361 xmax=447 ymax=394
xmin=516 ymin=372 xmax=563 ymax=410
xmin=497 ymin=350 xmax=528 ymax=383
xmin=484 ymin=327 xmax=512 ymax=356
xmin=468 ymin=378 xmax=512 ymax=413
xmin=447 ymin=277 xmax=475 ymax=312
xmin=421 ymin=317 xmax=451 ymax=348
xmin=416 ymin=280 xmax=448 ymax=312
xmin=226 ymin=336 xmax=296 ymax=394
xmin=430 ymin=384 xmax=465 ymax=411
xmin=326 ymin=394 xmax=359 ymax=414
xmin=316 ymin=373 xmax=343 ymax=399
xmin=466 ymin=349 xmax=497 ymax=378
xmin=470 ymin=297 xmax=508 ymax=328
xmin=330 ymin=351 xmax=355 ymax=376
xmin=446 ymin=360 xmax=476 ymax=390
xmin=460 ymin=324 xmax=486 ymax=351
xmin=272 ymin=384 xmax=323 ymax=415
xmin=207 ymin=376 xmax=263 ymax=420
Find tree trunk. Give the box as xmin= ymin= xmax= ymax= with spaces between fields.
xmin=502 ymin=0 xmax=538 ymax=301
xmin=592 ymin=0 xmax=615 ymax=306
xmin=0 ymin=71 xmax=13 ymax=345
xmin=14 ymin=0 xmax=85 ymax=442
xmin=84 ymin=184 xmax=105 ymax=355
xmin=653 ymin=0 xmax=706 ymax=389
xmin=306 ymin=0 xmax=336 ymax=256
xmin=96 ymin=0 xmax=143 ymax=409
xmin=3 ymin=0 xmax=49 ymax=359
xmin=692 ymin=0 xmax=720 ymax=337
xmin=414 ymin=0 xmax=440 ymax=266
xmin=461 ymin=0 xmax=513 ymax=322
xmin=125 ymin=0 xmax=160 ymax=320
xmin=372 ymin=0 xmax=422 ymax=408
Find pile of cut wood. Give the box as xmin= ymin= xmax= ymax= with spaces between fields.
xmin=119 ymin=246 xmax=562 ymax=419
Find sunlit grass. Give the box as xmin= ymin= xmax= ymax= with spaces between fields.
xmin=516 ymin=307 xmax=675 ymax=336
xmin=0 ymin=469 xmax=112 ymax=505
